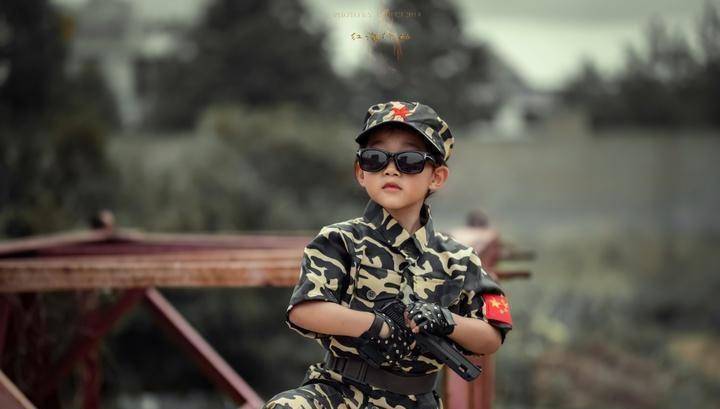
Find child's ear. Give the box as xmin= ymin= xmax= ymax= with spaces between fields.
xmin=429 ymin=165 xmax=450 ymax=191
xmin=354 ymin=161 xmax=366 ymax=188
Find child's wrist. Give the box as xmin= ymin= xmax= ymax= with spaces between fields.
xmin=360 ymin=312 xmax=385 ymax=339
xmin=360 ymin=312 xmax=391 ymax=339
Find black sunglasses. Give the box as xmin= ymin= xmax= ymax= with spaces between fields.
xmin=356 ymin=148 xmax=437 ymax=174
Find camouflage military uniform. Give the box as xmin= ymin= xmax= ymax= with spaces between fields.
xmin=263 ymin=200 xmax=512 ymax=408
xmin=264 ymin=100 xmax=512 ymax=408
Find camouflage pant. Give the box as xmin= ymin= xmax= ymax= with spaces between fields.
xmin=263 ymin=362 xmax=443 ymax=409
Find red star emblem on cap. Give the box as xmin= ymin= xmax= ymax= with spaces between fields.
xmin=391 ymin=106 xmax=410 ymax=120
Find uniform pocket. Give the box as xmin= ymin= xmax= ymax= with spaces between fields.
xmin=411 ymin=274 xmax=464 ymax=307
xmin=352 ymin=265 xmax=403 ymax=310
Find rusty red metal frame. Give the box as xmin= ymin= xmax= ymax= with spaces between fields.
xmin=18 ymin=287 xmax=264 ymax=409
xmin=0 ymin=297 xmax=9 ymax=360
xmin=144 ymin=288 xmax=264 ymax=408
xmin=1 ymin=371 xmax=37 ymax=409
xmin=33 ymin=289 xmax=146 ymax=402
xmin=0 ymin=224 xmax=532 ymax=409
xmin=0 ymin=230 xmax=308 ymax=409
xmin=0 ymin=229 xmax=311 ymax=258
xmin=0 ymin=257 xmax=301 ymax=292
xmin=441 ymin=228 xmax=533 ymax=409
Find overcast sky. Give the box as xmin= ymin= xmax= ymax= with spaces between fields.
xmin=57 ymin=0 xmax=718 ymax=89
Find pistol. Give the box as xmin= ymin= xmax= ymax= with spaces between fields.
xmin=378 ymin=299 xmax=482 ymax=381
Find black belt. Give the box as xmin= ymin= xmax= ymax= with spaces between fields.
xmin=323 ymin=353 xmax=438 ymax=395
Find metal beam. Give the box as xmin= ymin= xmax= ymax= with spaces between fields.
xmin=143 ymin=288 xmax=264 ymax=409
xmin=0 ymin=258 xmax=300 ymax=293
xmin=0 ymin=296 xmax=10 ymax=360
xmin=33 ymin=289 xmax=145 ymax=401
xmin=0 ymin=371 xmax=38 ymax=409
xmin=0 ymin=228 xmax=311 ymax=258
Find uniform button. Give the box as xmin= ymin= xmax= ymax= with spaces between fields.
xmin=366 ymin=290 xmax=377 ymax=300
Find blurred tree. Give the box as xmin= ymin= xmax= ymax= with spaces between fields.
xmin=561 ymin=58 xmax=605 ymax=104
xmin=0 ymin=0 xmax=119 ymax=238
xmin=562 ymin=2 xmax=720 ymax=130
xmin=347 ymin=0 xmax=510 ymax=128
xmin=616 ymin=18 xmax=700 ymax=127
xmin=144 ymin=0 xmax=351 ymax=130
xmin=697 ymin=0 xmax=720 ymax=125
xmin=118 ymin=103 xmax=364 ymax=232
xmin=560 ymin=58 xmax=615 ymax=128
xmin=64 ymin=60 xmax=121 ymax=130
xmin=0 ymin=0 xmax=65 ymax=122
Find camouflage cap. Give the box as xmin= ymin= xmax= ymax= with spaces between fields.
xmin=355 ymin=101 xmax=455 ymax=164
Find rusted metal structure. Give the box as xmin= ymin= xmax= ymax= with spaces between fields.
xmin=442 ymin=226 xmax=532 ymax=409
xmin=0 ymin=216 xmax=530 ymax=409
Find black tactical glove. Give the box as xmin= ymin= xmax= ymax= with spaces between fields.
xmin=407 ymin=298 xmax=456 ymax=336
xmin=357 ymin=311 xmax=415 ymax=367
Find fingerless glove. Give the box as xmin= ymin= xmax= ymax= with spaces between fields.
xmin=358 ymin=311 xmax=415 ymax=367
xmin=407 ymin=299 xmax=456 ymax=336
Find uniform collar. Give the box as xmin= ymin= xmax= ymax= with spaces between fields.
xmin=362 ymin=199 xmax=435 ymax=252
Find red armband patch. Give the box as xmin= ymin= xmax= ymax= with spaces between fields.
xmin=482 ymin=294 xmax=513 ymax=326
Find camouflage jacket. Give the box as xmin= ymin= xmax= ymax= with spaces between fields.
xmin=286 ymin=199 xmax=512 ymax=376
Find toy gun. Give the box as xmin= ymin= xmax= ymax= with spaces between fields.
xmin=377 ymin=299 xmax=482 ymax=381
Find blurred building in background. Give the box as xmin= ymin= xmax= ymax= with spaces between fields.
xmin=64 ymin=0 xmax=193 ymax=129
xmin=67 ymin=0 xmax=140 ymax=127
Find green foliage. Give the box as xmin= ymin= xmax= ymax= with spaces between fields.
xmin=0 ymin=0 xmax=120 ymax=238
xmin=106 ymin=288 xmax=325 ymax=399
xmin=628 ymin=233 xmax=720 ymax=333
xmin=0 ymin=119 xmax=119 ymax=237
xmin=347 ymin=0 xmax=503 ymax=128
xmin=562 ymin=2 xmax=720 ymax=129
xmin=0 ymin=0 xmax=66 ymax=121
xmin=491 ymin=229 xmax=720 ymax=409
xmin=113 ymin=104 xmax=364 ymax=232
xmin=63 ymin=61 xmax=121 ymax=130
xmin=143 ymin=0 xmax=351 ymax=130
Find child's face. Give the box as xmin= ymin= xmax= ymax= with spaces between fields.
xmin=354 ymin=127 xmax=449 ymax=213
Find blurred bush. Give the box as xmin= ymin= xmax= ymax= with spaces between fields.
xmin=105 ymin=287 xmax=324 ymax=401
xmin=347 ymin=0 xmax=506 ymax=128
xmin=494 ymin=231 xmax=720 ymax=409
xmin=562 ymin=2 xmax=720 ymax=130
xmin=0 ymin=0 xmax=119 ymax=238
xmin=113 ymin=103 xmax=364 ymax=232
xmin=142 ymin=0 xmax=351 ymax=130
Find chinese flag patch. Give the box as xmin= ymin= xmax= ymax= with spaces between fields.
xmin=482 ymin=294 xmax=513 ymax=326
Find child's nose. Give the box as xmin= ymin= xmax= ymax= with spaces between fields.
xmin=384 ymin=158 xmax=400 ymax=175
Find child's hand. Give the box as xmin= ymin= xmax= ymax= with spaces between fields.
xmin=404 ymin=310 xmax=420 ymax=333
xmin=406 ymin=300 xmax=456 ymax=336
xmin=403 ymin=310 xmax=419 ymax=350
xmin=362 ymin=312 xmax=415 ymax=365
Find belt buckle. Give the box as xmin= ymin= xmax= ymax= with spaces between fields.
xmin=343 ymin=359 xmax=369 ymax=384
xmin=336 ymin=357 xmax=347 ymax=372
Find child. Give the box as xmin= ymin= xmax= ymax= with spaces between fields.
xmin=264 ymin=101 xmax=513 ymax=409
